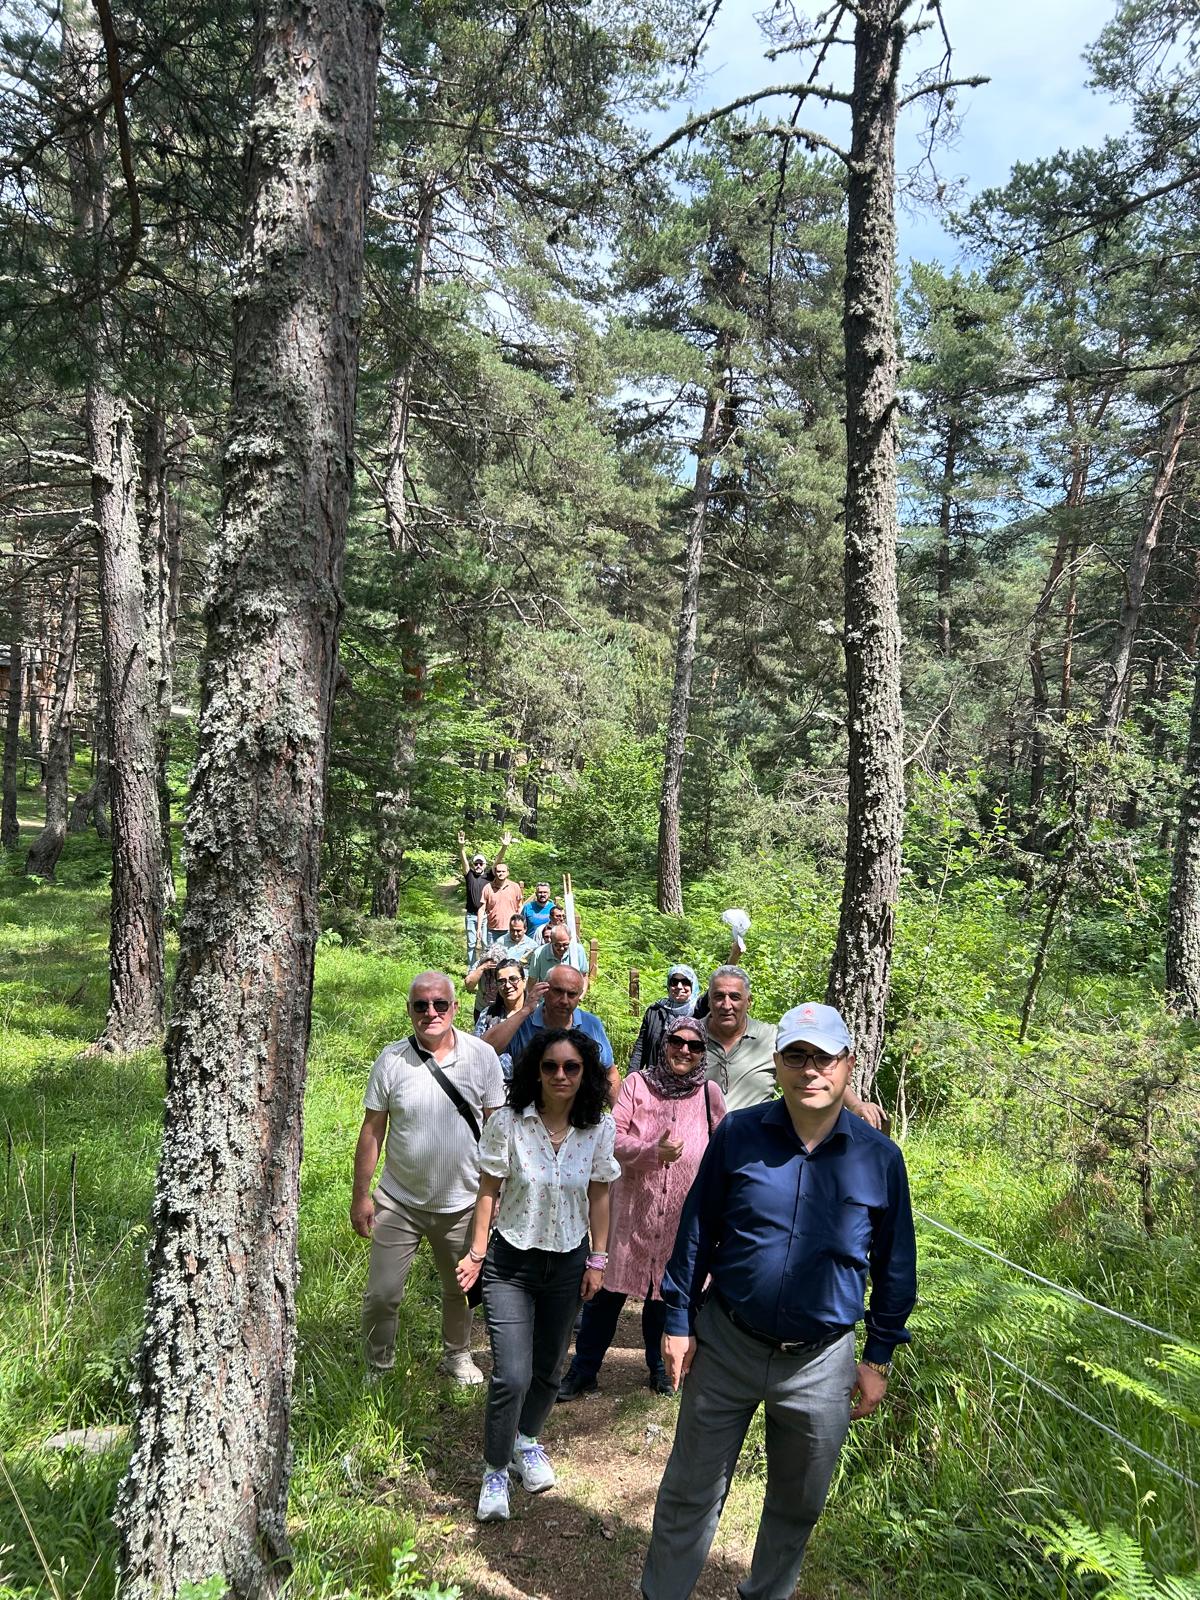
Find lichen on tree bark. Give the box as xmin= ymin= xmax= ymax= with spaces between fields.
xmin=113 ymin=1 xmax=383 ymax=1595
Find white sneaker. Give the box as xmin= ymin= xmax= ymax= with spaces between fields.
xmin=477 ymin=1466 xmax=510 ymax=1521
xmin=510 ymin=1437 xmax=556 ymax=1492
xmin=438 ymin=1352 xmax=484 ymax=1386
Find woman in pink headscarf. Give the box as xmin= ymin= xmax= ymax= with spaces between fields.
xmin=556 ymin=1014 xmax=725 ymax=1398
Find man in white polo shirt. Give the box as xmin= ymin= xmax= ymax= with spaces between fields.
xmin=351 ymin=970 xmax=506 ymax=1384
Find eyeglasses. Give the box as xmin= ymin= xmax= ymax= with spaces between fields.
xmin=497 ymin=976 xmax=522 ymax=989
xmin=667 ymin=1037 xmax=705 ymax=1056
xmin=540 ymin=1059 xmax=583 ymax=1077
xmin=410 ymin=997 xmax=452 ymax=1016
xmin=778 ymin=1047 xmax=846 ymax=1071
xmin=667 ymin=977 xmax=692 ymax=988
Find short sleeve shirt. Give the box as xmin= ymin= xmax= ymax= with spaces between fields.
xmin=522 ymin=897 xmax=555 ymax=935
xmin=364 ymin=1030 xmax=506 ymax=1211
xmin=527 ymin=940 xmax=591 ymax=986
xmin=464 ymin=867 xmax=492 ymax=913
xmin=480 ymin=880 xmax=525 ymax=930
xmin=479 ymin=1103 xmax=620 ymax=1251
xmin=705 ymin=1018 xmax=779 ymax=1111
xmin=506 ymin=1004 xmax=614 ymax=1079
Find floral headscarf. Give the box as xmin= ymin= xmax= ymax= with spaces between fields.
xmin=642 ymin=1014 xmax=709 ymax=1100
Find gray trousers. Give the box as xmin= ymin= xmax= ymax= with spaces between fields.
xmin=361 ymin=1190 xmax=474 ymax=1369
xmin=641 ymin=1299 xmax=855 ymax=1600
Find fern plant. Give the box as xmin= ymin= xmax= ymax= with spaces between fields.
xmin=1030 ymin=1516 xmax=1200 ymax=1599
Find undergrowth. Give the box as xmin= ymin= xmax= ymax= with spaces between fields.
xmin=0 ymin=808 xmax=1197 ymax=1598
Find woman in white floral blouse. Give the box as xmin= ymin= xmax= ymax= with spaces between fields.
xmin=457 ymin=1027 xmax=619 ymax=1523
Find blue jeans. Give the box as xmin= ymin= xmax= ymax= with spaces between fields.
xmin=482 ymin=1232 xmax=587 ymax=1469
xmin=568 ymin=1285 xmax=667 ymax=1380
xmin=465 ymin=912 xmax=479 ymax=966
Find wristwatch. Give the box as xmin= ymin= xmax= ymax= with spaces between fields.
xmin=861 ymin=1358 xmax=892 ymax=1378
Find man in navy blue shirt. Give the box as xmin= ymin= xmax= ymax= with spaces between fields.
xmin=641 ymin=1001 xmax=916 ymax=1600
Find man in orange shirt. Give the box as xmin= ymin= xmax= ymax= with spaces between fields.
xmin=478 ymin=861 xmax=524 ymax=946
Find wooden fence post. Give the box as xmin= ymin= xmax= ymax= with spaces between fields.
xmin=629 ymin=967 xmax=640 ymax=1015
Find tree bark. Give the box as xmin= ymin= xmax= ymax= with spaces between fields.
xmin=656 ymin=372 xmax=726 ymax=916
xmin=826 ymin=0 xmax=905 ymax=1095
xmin=113 ymin=1 xmax=382 ymax=1593
xmin=24 ymin=567 xmax=81 ymax=879
xmin=1167 ymin=645 xmax=1200 ymax=1017
xmin=1099 ymin=394 xmax=1190 ymax=739
xmin=2 ymin=551 xmax=23 ymax=848
xmin=935 ymin=418 xmax=958 ymax=659
xmin=90 ymin=386 xmax=167 ymax=1050
xmin=140 ymin=403 xmax=183 ymax=907
xmin=382 ymin=177 xmax=436 ymax=550
xmin=60 ymin=0 xmax=168 ymax=1051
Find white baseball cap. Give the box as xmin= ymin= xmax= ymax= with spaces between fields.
xmin=776 ymin=1002 xmax=853 ymax=1057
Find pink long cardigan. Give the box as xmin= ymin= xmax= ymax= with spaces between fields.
xmin=607 ymin=1070 xmax=727 ymax=1300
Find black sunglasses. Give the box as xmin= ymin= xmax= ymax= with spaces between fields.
xmin=667 ymin=1037 xmax=705 ymax=1056
xmin=540 ymin=1059 xmax=583 ymax=1076
xmin=411 ymin=997 xmax=452 ymax=1015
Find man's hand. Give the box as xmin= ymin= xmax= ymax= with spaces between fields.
xmin=850 ymin=1362 xmax=888 ymax=1419
xmin=657 ymin=1130 xmax=684 ymax=1166
xmin=855 ymin=1101 xmax=885 ymax=1130
xmin=502 ymin=829 xmax=512 ymax=846
xmin=457 ymin=829 xmax=466 ymax=846
xmin=350 ymin=1195 xmax=375 ymax=1239
xmin=661 ymin=1334 xmax=697 ymax=1392
xmin=528 ymin=981 xmax=549 ymax=1007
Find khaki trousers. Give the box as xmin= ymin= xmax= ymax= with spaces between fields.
xmin=362 ymin=1189 xmax=475 ymax=1369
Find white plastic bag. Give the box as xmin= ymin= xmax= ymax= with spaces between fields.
xmin=721 ymin=907 xmax=751 ymax=954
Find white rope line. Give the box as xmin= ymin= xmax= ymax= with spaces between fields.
xmin=914 ymin=1209 xmax=1183 ymax=1344
xmin=985 ymin=1347 xmax=1200 ymax=1492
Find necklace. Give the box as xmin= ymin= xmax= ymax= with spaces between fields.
xmin=540 ymin=1116 xmax=570 ymax=1149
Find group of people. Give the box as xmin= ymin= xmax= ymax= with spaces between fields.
xmin=349 ymin=835 xmax=916 ymax=1600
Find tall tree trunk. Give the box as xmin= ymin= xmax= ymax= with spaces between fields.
xmin=826 ymin=1 xmax=904 ymax=1095
xmin=1167 ymin=645 xmax=1200 ymax=1017
xmin=90 ymin=387 xmax=167 ymax=1049
xmin=24 ymin=567 xmax=81 ymax=879
xmin=656 ymin=371 xmax=726 ymax=916
xmin=62 ymin=0 xmax=167 ymax=1051
xmin=370 ymin=632 xmax=424 ymax=919
xmin=2 ymin=550 xmax=23 ymax=848
xmin=27 ymin=604 xmax=49 ymax=777
xmin=140 ymin=403 xmax=183 ymax=908
xmin=935 ymin=419 xmax=958 ymax=659
xmin=1099 ymin=394 xmax=1189 ymax=739
xmin=114 ymin=2 xmax=382 ymax=1593
xmin=382 ymin=178 xmax=436 ymax=549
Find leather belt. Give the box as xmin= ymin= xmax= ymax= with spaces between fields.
xmin=714 ymin=1290 xmax=845 ymax=1357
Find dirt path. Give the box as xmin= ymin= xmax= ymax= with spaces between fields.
xmin=383 ymin=1304 xmax=823 ymax=1600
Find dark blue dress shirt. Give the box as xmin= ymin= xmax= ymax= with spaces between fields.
xmin=660 ymin=1100 xmax=917 ymax=1365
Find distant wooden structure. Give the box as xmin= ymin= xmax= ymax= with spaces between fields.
xmin=629 ymin=967 xmax=640 ymax=1015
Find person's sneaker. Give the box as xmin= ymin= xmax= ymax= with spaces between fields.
xmin=363 ymin=1365 xmax=388 ymax=1391
xmin=648 ymin=1365 xmax=673 ymax=1396
xmin=438 ymin=1352 xmax=485 ymax=1386
xmin=477 ymin=1467 xmax=510 ymax=1521
xmin=510 ymin=1437 xmax=556 ymax=1492
xmin=555 ymin=1367 xmax=598 ymax=1402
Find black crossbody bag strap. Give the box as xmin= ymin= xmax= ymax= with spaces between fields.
xmin=414 ymin=1040 xmax=481 ymax=1143
xmin=705 ymin=1080 xmax=713 ymax=1136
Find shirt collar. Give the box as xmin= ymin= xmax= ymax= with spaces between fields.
xmin=763 ymin=1099 xmax=856 ymax=1150
xmin=532 ymin=1003 xmax=583 ymax=1027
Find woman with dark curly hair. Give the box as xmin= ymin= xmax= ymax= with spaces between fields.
xmin=457 ymin=1027 xmax=619 ymax=1523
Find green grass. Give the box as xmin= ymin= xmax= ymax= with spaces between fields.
xmin=0 ymin=803 xmax=1198 ymax=1599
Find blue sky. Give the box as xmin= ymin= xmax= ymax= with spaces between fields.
xmin=671 ymin=0 xmax=1131 ymax=269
